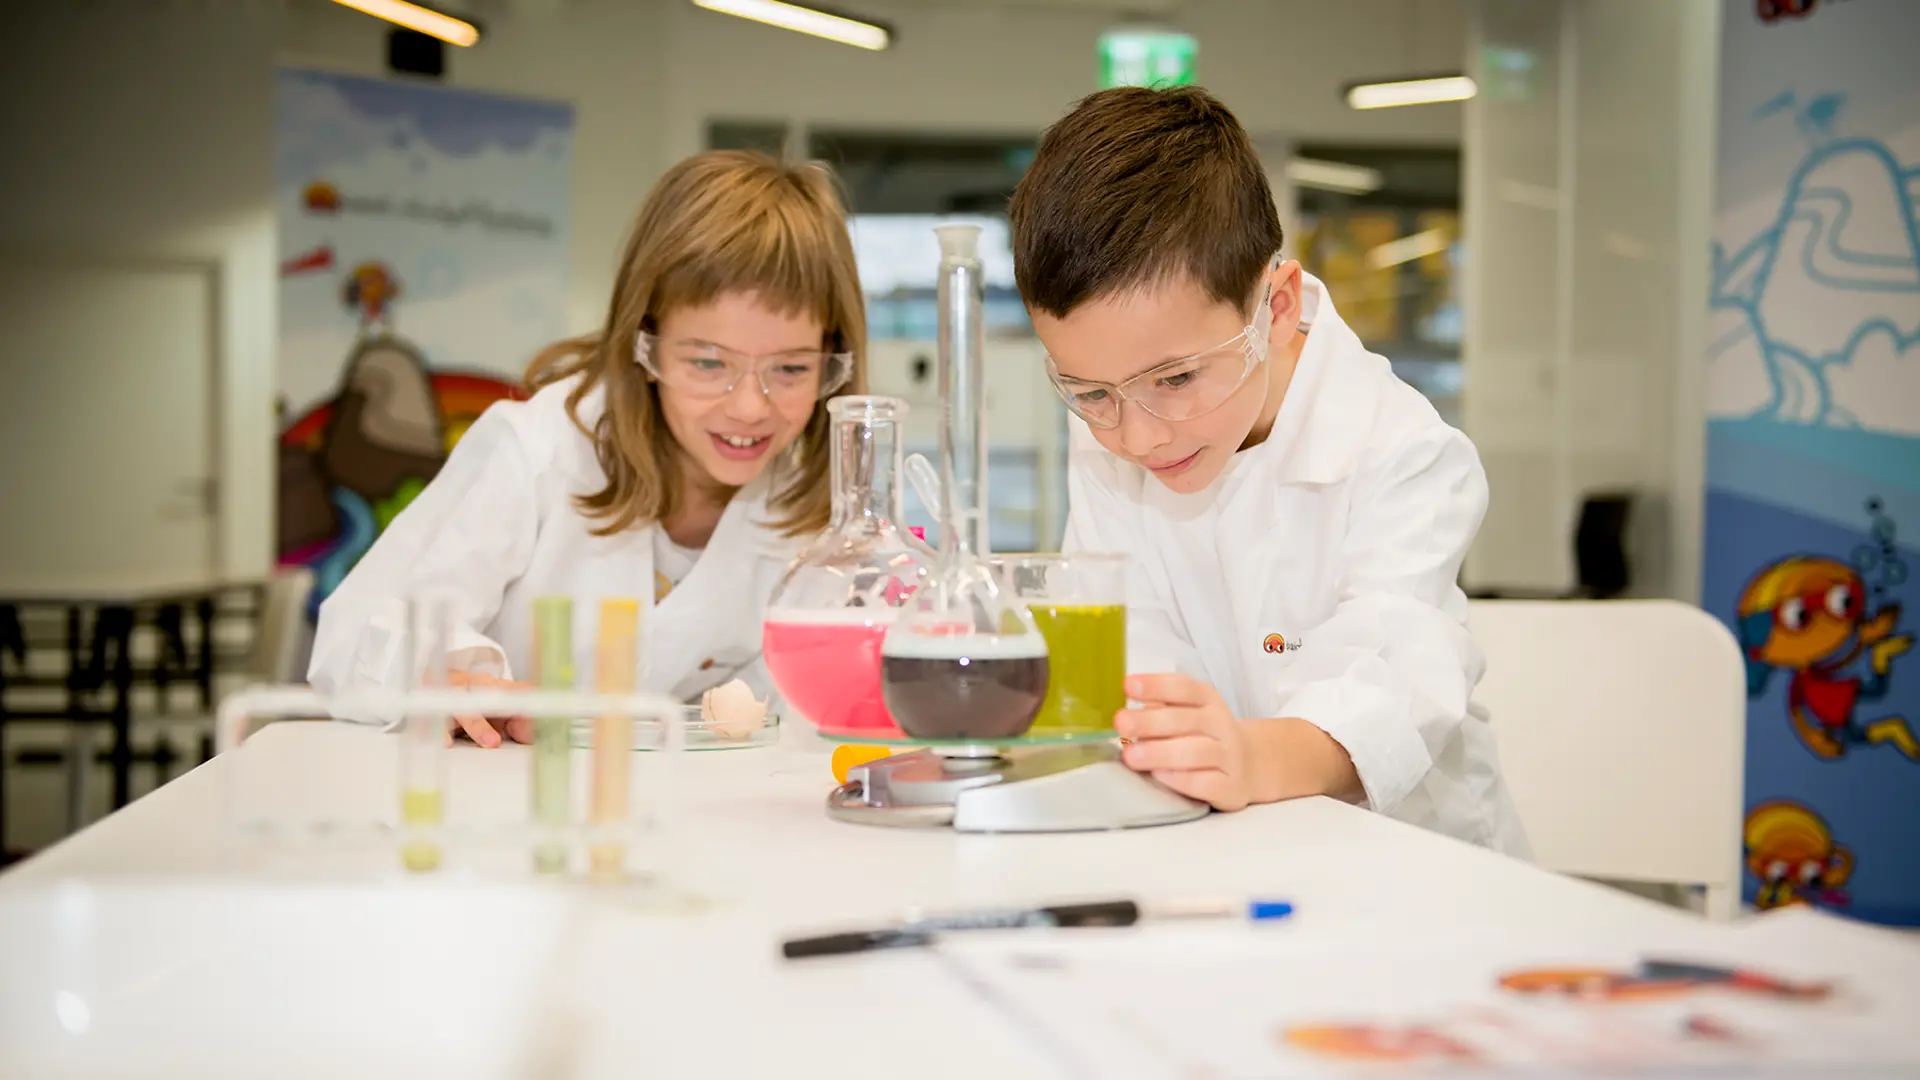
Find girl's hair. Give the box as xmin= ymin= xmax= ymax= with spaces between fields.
xmin=525 ymin=150 xmax=868 ymax=537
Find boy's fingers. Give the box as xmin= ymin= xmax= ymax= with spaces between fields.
xmin=1113 ymin=705 xmax=1207 ymax=741
xmin=501 ymin=715 xmax=536 ymax=744
xmin=1149 ymin=769 xmax=1246 ymax=813
xmin=1124 ymin=673 xmax=1213 ymax=708
xmin=1123 ymin=734 xmax=1223 ymax=773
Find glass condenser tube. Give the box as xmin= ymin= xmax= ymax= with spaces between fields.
xmin=531 ymin=595 xmax=574 ymax=874
xmin=936 ymin=224 xmax=989 ymax=559
xmin=590 ymin=598 xmax=640 ymax=877
xmin=400 ymin=594 xmax=454 ymax=872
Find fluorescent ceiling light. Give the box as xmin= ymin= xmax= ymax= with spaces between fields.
xmin=1346 ymin=75 xmax=1476 ymax=110
xmin=693 ymin=0 xmax=893 ymax=51
xmin=330 ymin=0 xmax=481 ymax=47
xmin=1366 ymin=228 xmax=1451 ymax=270
xmin=1285 ymin=158 xmax=1383 ymax=195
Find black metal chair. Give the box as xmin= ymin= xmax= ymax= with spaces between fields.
xmin=1468 ymin=491 xmax=1635 ymax=601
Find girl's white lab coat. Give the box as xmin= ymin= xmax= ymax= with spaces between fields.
xmin=1063 ymin=276 xmax=1530 ymax=857
xmin=308 ymin=374 xmax=809 ymax=725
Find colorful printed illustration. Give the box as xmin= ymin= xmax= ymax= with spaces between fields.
xmin=1745 ymin=799 xmax=1855 ymax=909
xmin=277 ymin=335 xmax=521 ymax=615
xmin=275 ymin=68 xmax=573 ymax=620
xmin=342 ymin=260 xmax=401 ymax=328
xmin=1737 ymin=555 xmax=1917 ymax=761
xmin=278 ymin=256 xmax=521 ymax=614
xmin=1681 ymin=1013 xmax=1752 ymax=1044
xmin=1704 ymin=0 xmax=1920 ymax=926
xmin=1498 ymin=960 xmax=1833 ymax=1003
xmin=1281 ymin=1022 xmax=1481 ymax=1063
xmin=1263 ymin=633 xmax=1284 ymax=653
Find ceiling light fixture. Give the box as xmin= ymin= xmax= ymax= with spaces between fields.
xmin=330 ymin=0 xmax=482 ymax=47
xmin=1365 ymin=228 xmax=1452 ymax=270
xmin=1345 ymin=74 xmax=1477 ymax=110
xmin=692 ymin=0 xmax=893 ymax=51
xmin=1285 ymin=158 xmax=1384 ymax=195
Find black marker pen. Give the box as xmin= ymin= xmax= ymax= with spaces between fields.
xmin=780 ymin=899 xmax=1140 ymax=960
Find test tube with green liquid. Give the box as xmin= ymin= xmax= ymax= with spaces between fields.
xmin=531 ymin=595 xmax=574 ymax=874
xmin=590 ymin=598 xmax=641 ymax=878
xmin=400 ymin=594 xmax=453 ymax=872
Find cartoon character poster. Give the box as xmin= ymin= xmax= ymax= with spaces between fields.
xmin=274 ymin=68 xmax=574 ymax=615
xmin=1704 ymin=0 xmax=1920 ymax=925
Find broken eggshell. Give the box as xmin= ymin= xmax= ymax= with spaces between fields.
xmin=700 ymin=679 xmax=768 ymax=740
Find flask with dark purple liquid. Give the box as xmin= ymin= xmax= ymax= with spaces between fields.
xmin=878 ymin=224 xmax=1049 ymax=743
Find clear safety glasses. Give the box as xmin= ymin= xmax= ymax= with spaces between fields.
xmin=1045 ymin=281 xmax=1274 ymax=430
xmin=635 ymin=332 xmax=854 ymax=402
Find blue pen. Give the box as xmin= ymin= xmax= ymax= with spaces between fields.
xmin=1152 ymin=897 xmax=1296 ymax=922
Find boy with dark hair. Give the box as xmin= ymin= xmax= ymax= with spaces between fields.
xmin=1010 ymin=86 xmax=1527 ymax=854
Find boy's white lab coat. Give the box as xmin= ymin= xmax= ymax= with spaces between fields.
xmin=1064 ymin=276 xmax=1530 ymax=857
xmin=308 ymin=374 xmax=809 ymax=725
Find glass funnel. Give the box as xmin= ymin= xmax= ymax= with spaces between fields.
xmin=878 ymin=225 xmax=1050 ymax=743
xmin=762 ymin=395 xmax=935 ymax=739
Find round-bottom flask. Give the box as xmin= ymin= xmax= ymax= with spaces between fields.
xmin=762 ymin=396 xmax=933 ymax=739
xmin=879 ymin=556 xmax=1050 ymax=742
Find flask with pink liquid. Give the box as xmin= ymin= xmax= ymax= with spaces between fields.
xmin=762 ymin=396 xmax=934 ymax=738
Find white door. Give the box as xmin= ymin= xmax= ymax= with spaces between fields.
xmin=0 ymin=257 xmax=218 ymax=588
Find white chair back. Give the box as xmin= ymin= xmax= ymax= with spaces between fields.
xmin=249 ymin=567 xmax=316 ymax=685
xmin=1468 ymin=599 xmax=1746 ymax=920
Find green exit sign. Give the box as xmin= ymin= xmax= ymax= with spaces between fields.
xmin=1097 ymin=29 xmax=1197 ymax=89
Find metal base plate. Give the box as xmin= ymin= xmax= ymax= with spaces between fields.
xmin=827 ymin=742 xmax=1209 ymax=833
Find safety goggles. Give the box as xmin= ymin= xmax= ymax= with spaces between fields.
xmin=635 ymin=332 xmax=854 ymax=402
xmin=1044 ymin=281 xmax=1273 ymax=429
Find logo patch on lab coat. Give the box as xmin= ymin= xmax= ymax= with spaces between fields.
xmin=1262 ymin=633 xmax=1302 ymax=653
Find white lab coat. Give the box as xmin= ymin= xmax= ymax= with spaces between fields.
xmin=308 ymin=373 xmax=810 ymax=726
xmin=1063 ymin=276 xmax=1530 ymax=857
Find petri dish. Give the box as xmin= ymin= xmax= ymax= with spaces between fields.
xmin=570 ymin=705 xmax=779 ymax=752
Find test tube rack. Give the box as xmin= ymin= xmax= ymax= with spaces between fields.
xmin=215 ymin=684 xmax=686 ymax=880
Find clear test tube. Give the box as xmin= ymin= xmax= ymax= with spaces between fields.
xmin=400 ymin=594 xmax=454 ymax=872
xmin=531 ymin=595 xmax=575 ymax=874
xmin=590 ymin=598 xmax=641 ymax=878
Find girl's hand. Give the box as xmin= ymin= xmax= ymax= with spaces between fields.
xmin=444 ymin=670 xmax=534 ymax=747
xmin=1113 ymin=674 xmax=1256 ymax=811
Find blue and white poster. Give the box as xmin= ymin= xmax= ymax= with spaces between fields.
xmin=273 ymin=68 xmax=574 ymax=614
xmin=1704 ymin=0 xmax=1920 ymax=925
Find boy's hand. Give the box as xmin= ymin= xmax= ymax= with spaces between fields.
xmin=1114 ymin=674 xmax=1257 ymax=812
xmin=444 ymin=670 xmax=534 ymax=747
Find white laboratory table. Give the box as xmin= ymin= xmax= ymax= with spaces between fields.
xmin=0 ymin=721 xmax=1721 ymax=1080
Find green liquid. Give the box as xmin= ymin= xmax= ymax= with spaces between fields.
xmin=1027 ymin=604 xmax=1127 ymax=732
xmin=532 ymin=715 xmax=571 ymax=874
xmin=400 ymin=788 xmax=442 ymax=872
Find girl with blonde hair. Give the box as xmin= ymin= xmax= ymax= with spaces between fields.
xmin=310 ymin=150 xmax=867 ymax=742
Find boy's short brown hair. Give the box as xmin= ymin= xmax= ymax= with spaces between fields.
xmin=1009 ymin=86 xmax=1283 ymax=319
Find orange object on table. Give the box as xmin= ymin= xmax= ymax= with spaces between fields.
xmin=831 ymin=744 xmax=894 ymax=785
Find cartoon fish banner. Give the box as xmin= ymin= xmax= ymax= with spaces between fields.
xmin=273 ymin=68 xmax=574 ymax=618
xmin=1704 ymin=0 xmax=1920 ymax=926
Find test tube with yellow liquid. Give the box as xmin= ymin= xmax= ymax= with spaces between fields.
xmin=531 ymin=596 xmax=574 ymax=874
xmin=400 ymin=594 xmax=455 ymax=872
xmin=590 ymin=598 xmax=641 ymax=878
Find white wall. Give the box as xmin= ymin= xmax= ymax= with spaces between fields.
xmin=0 ymin=3 xmax=283 ymax=579
xmin=0 ymin=0 xmax=1467 ymax=581
xmin=1462 ymin=0 xmax=1718 ymax=600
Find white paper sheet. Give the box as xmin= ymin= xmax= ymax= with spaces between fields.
xmin=933 ymin=911 xmax=1920 ymax=1079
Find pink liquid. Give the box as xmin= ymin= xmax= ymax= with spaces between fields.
xmin=763 ymin=616 xmax=905 ymax=738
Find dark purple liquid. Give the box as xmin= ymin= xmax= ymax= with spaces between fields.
xmin=881 ymin=654 xmax=1049 ymax=741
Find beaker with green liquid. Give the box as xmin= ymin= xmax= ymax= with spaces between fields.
xmin=994 ymin=553 xmax=1128 ymax=733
